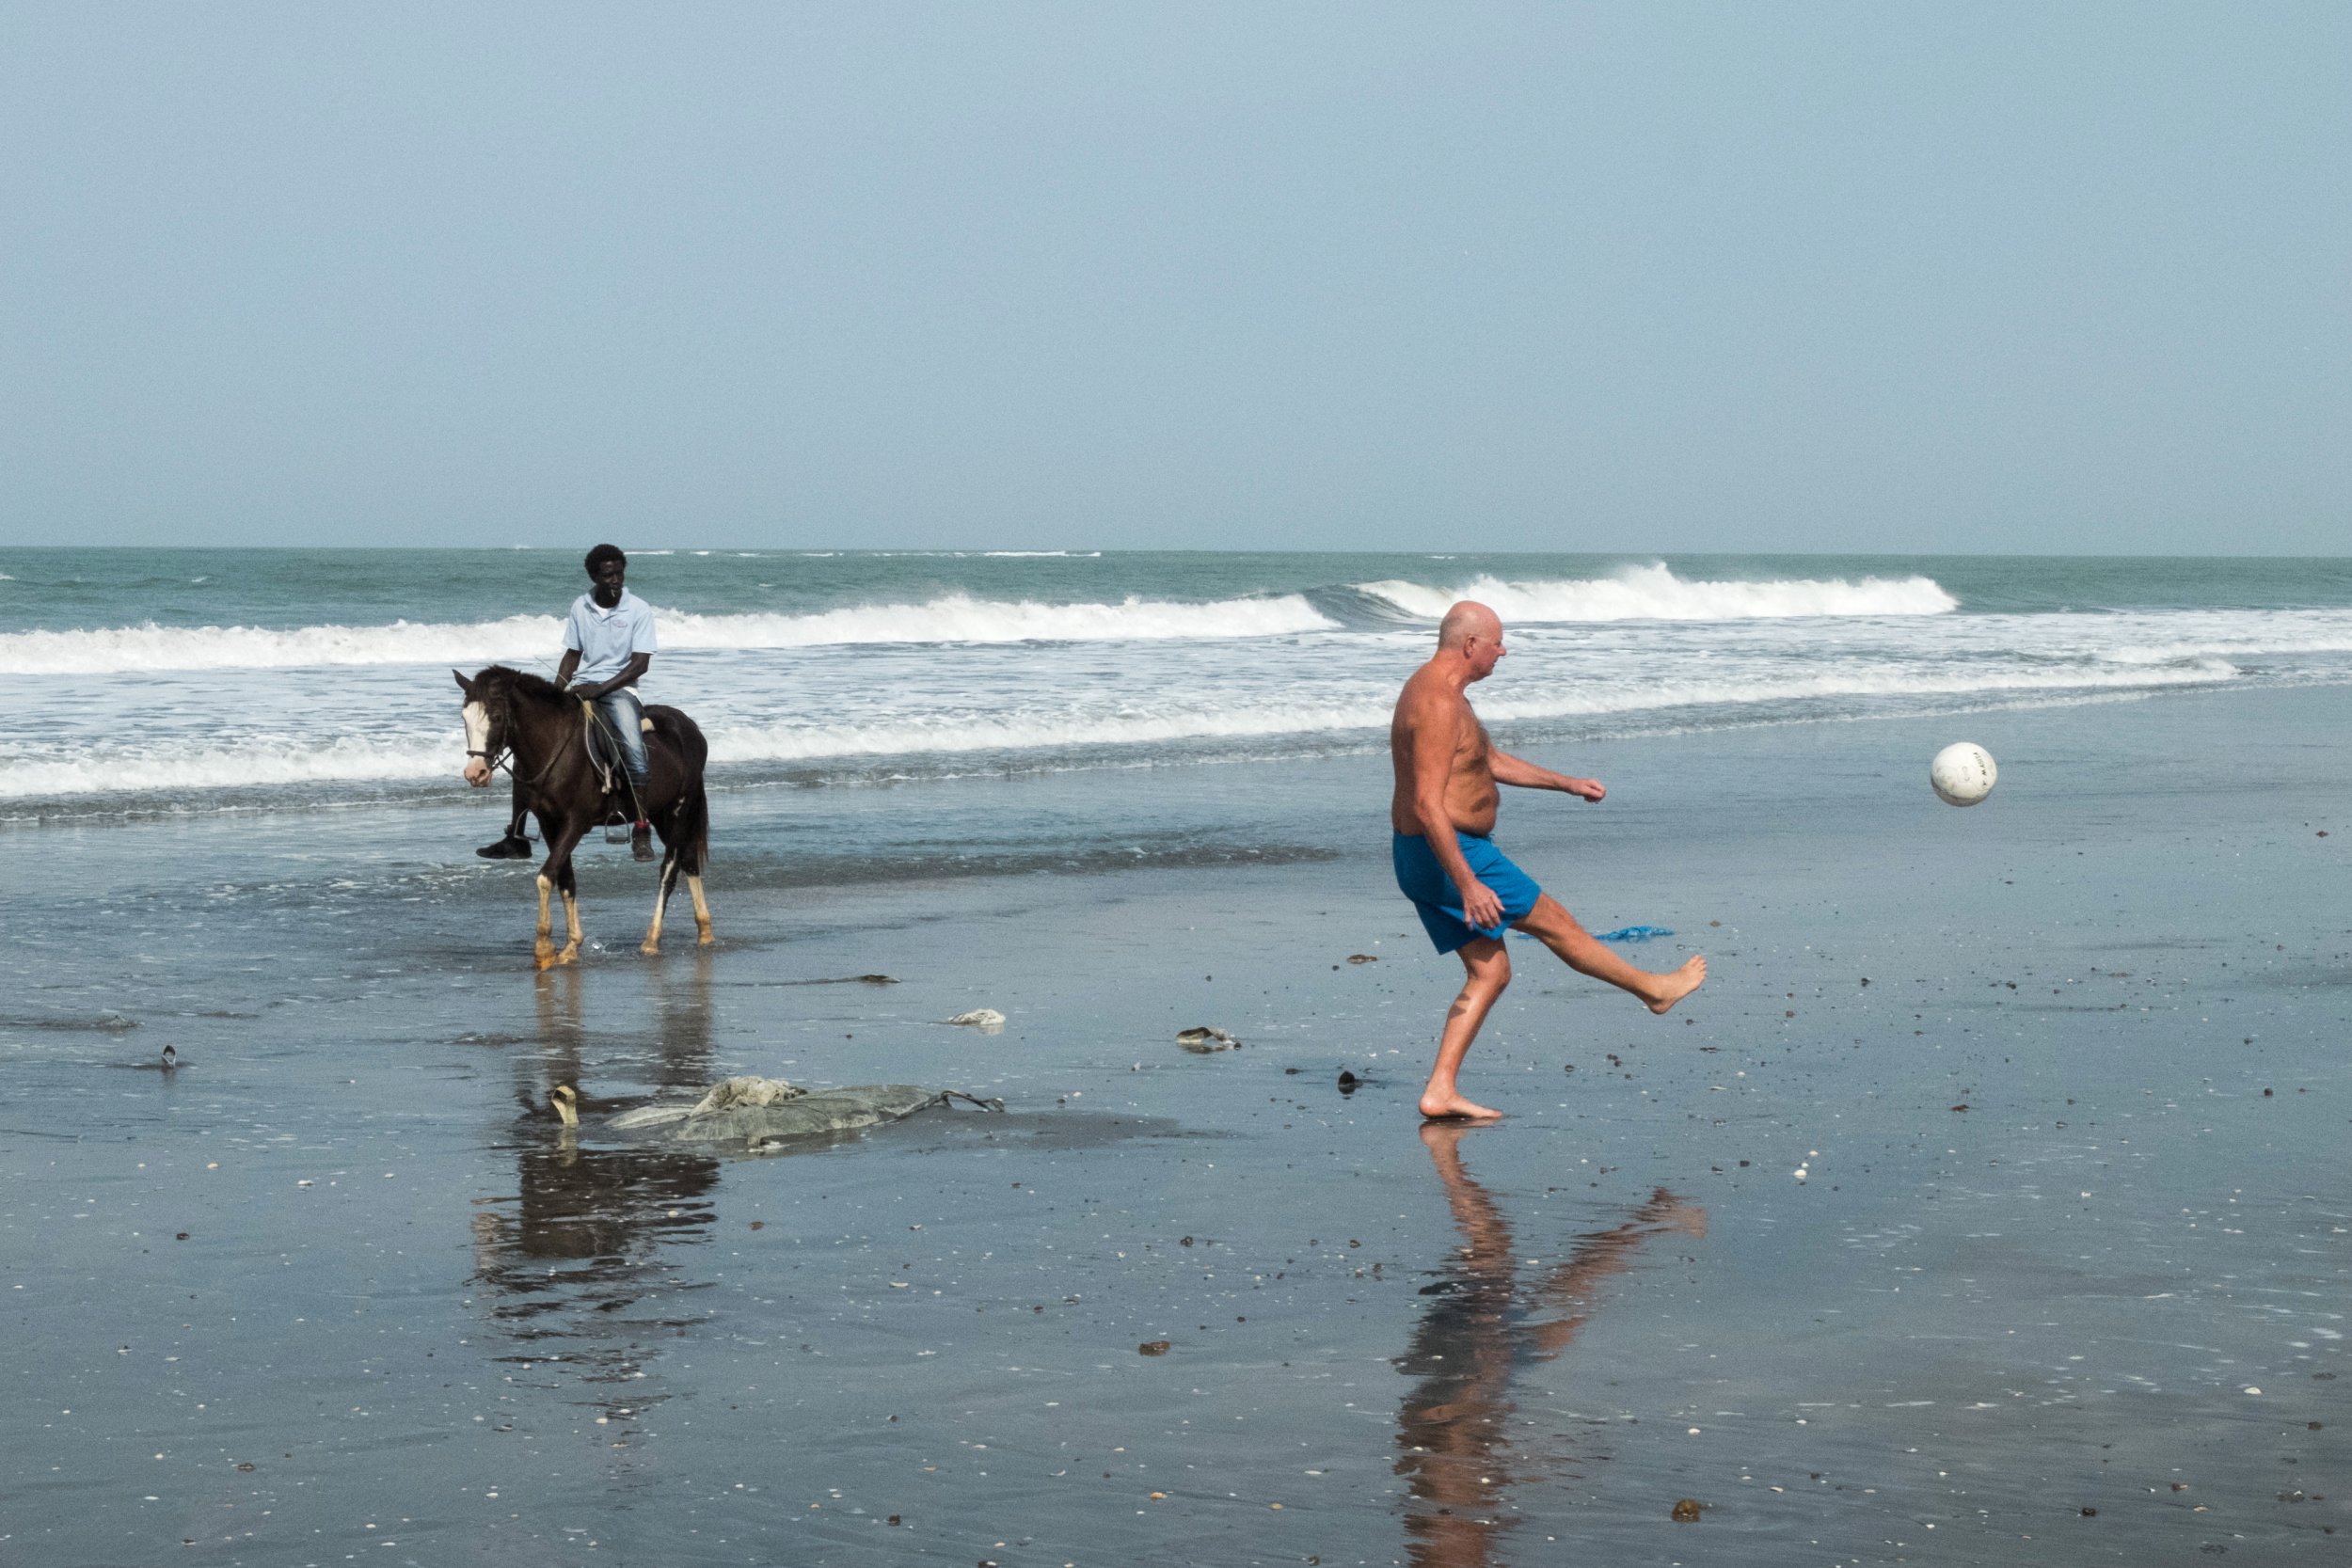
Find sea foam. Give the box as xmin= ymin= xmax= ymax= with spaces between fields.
xmin=0 ymin=594 xmax=1337 ymax=675
xmin=0 ymin=656 xmax=2238 ymax=799
xmin=0 ymin=737 xmax=455 ymax=798
xmin=1356 ymin=564 xmax=1958 ymax=622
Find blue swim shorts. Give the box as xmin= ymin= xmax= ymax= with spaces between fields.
xmin=1391 ymin=831 xmax=1544 ymax=954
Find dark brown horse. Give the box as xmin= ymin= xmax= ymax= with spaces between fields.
xmin=455 ymin=666 xmax=712 ymax=967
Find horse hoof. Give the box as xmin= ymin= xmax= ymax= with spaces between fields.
xmin=640 ymin=941 xmax=660 ymax=957
xmin=697 ymin=931 xmax=715 ymax=947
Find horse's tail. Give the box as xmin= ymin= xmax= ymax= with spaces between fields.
xmin=653 ymin=708 xmax=713 ymax=872
xmin=691 ymin=780 xmax=712 ymax=872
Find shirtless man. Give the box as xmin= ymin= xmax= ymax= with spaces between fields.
xmin=1391 ymin=601 xmax=1706 ymax=1119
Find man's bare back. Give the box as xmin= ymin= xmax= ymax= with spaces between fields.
xmin=1388 ymin=600 xmax=1706 ymax=1121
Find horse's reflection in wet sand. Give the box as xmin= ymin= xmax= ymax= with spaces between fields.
xmin=466 ymin=963 xmax=723 ymax=1403
xmin=648 ymin=946 xmax=719 ymax=1095
xmin=1396 ymin=1123 xmax=1706 ymax=1567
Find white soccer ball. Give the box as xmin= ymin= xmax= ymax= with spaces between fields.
xmin=1931 ymin=742 xmax=1997 ymax=807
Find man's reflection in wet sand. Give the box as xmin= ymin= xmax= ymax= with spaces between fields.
xmin=468 ymin=967 xmax=722 ymax=1402
xmin=1396 ymin=1123 xmax=1707 ymax=1567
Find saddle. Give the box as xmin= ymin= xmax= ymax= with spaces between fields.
xmin=581 ymin=700 xmax=660 ymax=800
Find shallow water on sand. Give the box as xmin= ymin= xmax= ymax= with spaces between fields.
xmin=4 ymin=686 xmax=2348 ymax=1565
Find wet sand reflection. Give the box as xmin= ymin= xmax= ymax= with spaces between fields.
xmin=648 ymin=947 xmax=719 ymax=1092
xmin=1396 ymin=1123 xmax=1706 ymax=1566
xmin=466 ymin=964 xmax=723 ymax=1401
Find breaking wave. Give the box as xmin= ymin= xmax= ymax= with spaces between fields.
xmin=0 ymin=737 xmax=454 ymax=798
xmin=0 ymin=657 xmax=2237 ymax=800
xmin=0 ymin=594 xmax=1338 ymax=675
xmin=1355 ymin=564 xmax=1957 ymax=622
xmin=705 ymin=659 xmax=2233 ymax=763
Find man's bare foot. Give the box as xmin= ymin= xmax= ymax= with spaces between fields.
xmin=1645 ymin=955 xmax=1708 ymax=1015
xmin=1420 ymin=1090 xmax=1503 ymax=1121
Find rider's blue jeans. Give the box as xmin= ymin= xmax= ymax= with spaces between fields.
xmin=590 ymin=688 xmax=651 ymax=792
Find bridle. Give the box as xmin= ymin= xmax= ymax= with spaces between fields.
xmin=466 ymin=690 xmax=514 ymax=779
xmin=466 ymin=685 xmax=566 ymax=791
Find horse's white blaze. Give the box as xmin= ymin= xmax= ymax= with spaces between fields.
xmin=461 ymin=700 xmax=491 ymax=784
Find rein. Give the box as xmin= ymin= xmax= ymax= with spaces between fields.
xmin=469 ymin=691 xmax=570 ymax=794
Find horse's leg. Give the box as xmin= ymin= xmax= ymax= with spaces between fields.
xmin=556 ymin=856 xmax=584 ymax=967
xmin=642 ymin=843 xmax=679 ymax=957
xmin=535 ymin=822 xmax=587 ymax=970
xmin=533 ymin=873 xmax=556 ymax=969
xmin=681 ymin=784 xmax=714 ymax=945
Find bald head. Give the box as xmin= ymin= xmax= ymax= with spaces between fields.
xmin=1438 ymin=600 xmax=1502 ymax=650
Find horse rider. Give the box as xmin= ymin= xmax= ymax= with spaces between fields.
xmin=477 ymin=543 xmax=660 ymax=862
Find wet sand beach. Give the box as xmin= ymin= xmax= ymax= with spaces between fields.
xmin=5 ymin=683 xmax=2347 ymax=1565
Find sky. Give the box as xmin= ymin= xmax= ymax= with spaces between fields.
xmin=1 ymin=3 xmax=2344 ymax=553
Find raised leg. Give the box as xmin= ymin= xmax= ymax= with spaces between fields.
xmin=1512 ymin=895 xmax=1705 ymax=1014
xmin=686 ymin=873 xmax=713 ymax=945
xmin=1421 ymin=937 xmax=1511 ymax=1120
xmin=558 ymin=887 xmax=583 ymax=967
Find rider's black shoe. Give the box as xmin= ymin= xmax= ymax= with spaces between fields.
xmin=476 ymin=834 xmax=533 ymax=860
xmin=630 ymin=821 xmax=655 ymax=863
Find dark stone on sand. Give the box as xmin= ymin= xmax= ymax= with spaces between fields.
xmin=1346 ymin=954 xmax=1377 ymax=963
xmin=2081 ymin=1507 xmax=2097 ymax=1516
xmin=1337 ymin=1070 xmax=1360 ymax=1094
xmin=1951 ymin=1103 xmax=1970 ymax=1112
xmin=1138 ymin=1339 xmax=1170 ymax=1355
xmin=1671 ymin=1498 xmax=1703 ymax=1521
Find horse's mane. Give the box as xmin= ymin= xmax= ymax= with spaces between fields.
xmin=474 ymin=665 xmax=569 ymax=705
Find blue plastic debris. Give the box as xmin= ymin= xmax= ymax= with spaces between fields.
xmin=1514 ymin=924 xmax=1675 ymax=942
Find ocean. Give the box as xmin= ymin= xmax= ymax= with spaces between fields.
xmin=8 ymin=549 xmax=2351 ymax=827
xmin=5 ymin=551 xmax=2346 ymax=1564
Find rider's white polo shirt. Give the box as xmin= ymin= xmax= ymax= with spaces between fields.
xmin=564 ymin=589 xmax=659 ymax=686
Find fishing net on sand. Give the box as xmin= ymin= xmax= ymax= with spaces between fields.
xmin=603 ymin=1077 xmax=1002 ymax=1152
